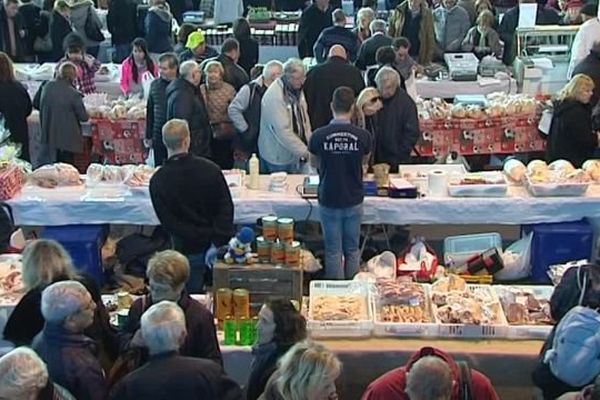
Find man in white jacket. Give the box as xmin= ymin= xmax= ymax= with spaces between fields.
xmin=258 ymin=58 xmax=313 ymax=173
xmin=568 ymin=6 xmax=600 ymax=79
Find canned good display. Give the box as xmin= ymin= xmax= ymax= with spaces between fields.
xmin=271 ymin=241 xmax=286 ymax=264
xmin=277 ymin=217 xmax=294 ymax=243
xmin=216 ymin=288 xmax=233 ymax=326
xmin=256 ymin=236 xmax=272 ymax=263
xmin=262 ymin=216 xmax=278 ymax=241
xmin=233 ymin=288 xmax=250 ymax=319
xmin=285 ymin=241 xmax=301 ymax=267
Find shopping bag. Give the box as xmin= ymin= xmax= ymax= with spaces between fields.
xmin=538 ymin=110 xmax=552 ymax=136
xmin=496 ymin=233 xmax=533 ymax=281
xmin=405 ymin=68 xmax=418 ymax=102
xmin=141 ymin=71 xmax=155 ymax=100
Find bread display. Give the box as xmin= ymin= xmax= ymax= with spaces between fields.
xmin=29 ymin=163 xmax=82 ymax=188
xmin=85 ymin=164 xmax=155 ymax=187
xmin=84 ymin=96 xmax=146 ymax=120
xmin=503 ymin=159 xmax=527 ymax=182
xmin=123 ymin=165 xmax=155 ymax=187
xmin=526 ymin=160 xmax=591 ymax=185
xmin=311 ymin=295 xmax=368 ymax=321
xmin=583 ymin=160 xmax=600 ymax=181
xmin=416 ymin=93 xmax=538 ymax=120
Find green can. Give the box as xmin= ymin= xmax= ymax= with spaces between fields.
xmin=116 ymin=309 xmax=129 ymax=329
xmin=224 ymin=316 xmax=237 ymax=346
xmin=239 ymin=316 xmax=253 ymax=346
xmin=251 ymin=316 xmax=259 ymax=345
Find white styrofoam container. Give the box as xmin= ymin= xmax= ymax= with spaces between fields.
xmin=525 ymin=176 xmax=589 ymax=197
xmin=371 ymin=283 xmax=439 ymax=337
xmin=494 ymin=285 xmax=554 ymax=339
xmin=447 ymin=172 xmax=508 ymax=197
xmin=308 ymin=280 xmax=373 ymax=338
xmin=431 ymin=284 xmax=509 ymax=338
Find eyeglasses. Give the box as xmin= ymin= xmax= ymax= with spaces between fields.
xmin=369 ymin=96 xmax=382 ymax=103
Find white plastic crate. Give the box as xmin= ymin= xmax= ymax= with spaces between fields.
xmin=494 ymin=285 xmax=554 ymax=339
xmin=371 ymin=283 xmax=439 ymax=337
xmin=444 ymin=233 xmax=502 ymax=267
xmin=308 ymin=280 xmax=373 ymax=338
xmin=432 ymin=284 xmax=509 ymax=339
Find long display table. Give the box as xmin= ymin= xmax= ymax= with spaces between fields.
xmin=8 ymin=175 xmax=600 ymax=226
xmin=222 ymin=338 xmax=544 ymax=400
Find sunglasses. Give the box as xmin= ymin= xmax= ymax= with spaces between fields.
xmin=369 ymin=96 xmax=382 ymax=103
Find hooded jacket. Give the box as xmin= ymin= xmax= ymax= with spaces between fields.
xmin=68 ymin=0 xmax=103 ymax=48
xmin=166 ymin=77 xmax=212 ymax=158
xmin=361 ymin=347 xmax=500 ymax=400
xmin=546 ymin=98 xmax=596 ymax=168
xmin=144 ymin=5 xmax=173 ymax=53
xmin=388 ymin=0 xmax=436 ymax=65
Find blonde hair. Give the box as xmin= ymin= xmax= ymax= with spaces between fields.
xmin=0 ymin=348 xmax=49 ymax=399
xmin=162 ymin=118 xmax=190 ymax=151
xmin=477 ymin=10 xmax=495 ymax=28
xmin=357 ymin=7 xmax=375 ymax=28
xmin=58 ymin=61 xmax=78 ymax=81
xmin=22 ymin=239 xmax=77 ymax=290
xmin=147 ymin=250 xmax=190 ymax=290
xmin=355 ymin=87 xmax=382 ymax=128
xmin=556 ymin=74 xmax=595 ymax=102
xmin=203 ymin=60 xmax=224 ymax=77
xmin=274 ymin=340 xmax=341 ymax=400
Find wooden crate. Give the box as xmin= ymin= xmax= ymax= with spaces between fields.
xmin=213 ymin=262 xmax=303 ymax=316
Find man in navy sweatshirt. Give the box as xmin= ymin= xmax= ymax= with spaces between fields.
xmin=313 ymin=8 xmax=360 ymax=63
xmin=309 ymin=87 xmax=372 ymax=279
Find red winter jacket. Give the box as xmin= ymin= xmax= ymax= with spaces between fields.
xmin=361 ymin=347 xmax=500 ymax=400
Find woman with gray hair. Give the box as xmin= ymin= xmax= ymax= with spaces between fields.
xmin=258 ymin=58 xmax=312 ymax=174
xmin=0 ymin=347 xmax=75 ymax=400
xmin=3 ymin=239 xmax=118 ymax=365
xmin=33 ymin=280 xmax=107 ymax=400
xmin=111 ymin=301 xmax=242 ymax=400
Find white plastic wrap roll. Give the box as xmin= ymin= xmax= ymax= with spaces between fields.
xmin=428 ymin=170 xmax=448 ymax=198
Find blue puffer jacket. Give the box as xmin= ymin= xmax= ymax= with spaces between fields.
xmin=32 ymin=323 xmax=108 ymax=400
xmin=145 ymin=6 xmax=173 ymax=53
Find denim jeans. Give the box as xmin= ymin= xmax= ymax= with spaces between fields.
xmin=261 ymin=159 xmax=297 ymax=174
xmin=320 ymin=204 xmax=363 ymax=279
xmin=185 ymin=253 xmax=207 ymax=294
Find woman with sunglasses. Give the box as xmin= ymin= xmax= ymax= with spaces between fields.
xmin=355 ymin=87 xmax=383 ymax=169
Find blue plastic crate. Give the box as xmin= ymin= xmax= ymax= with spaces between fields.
xmin=41 ymin=225 xmax=108 ymax=284
xmin=523 ymin=220 xmax=594 ymax=283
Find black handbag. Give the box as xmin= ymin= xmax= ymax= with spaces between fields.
xmin=84 ymin=7 xmax=104 ymax=42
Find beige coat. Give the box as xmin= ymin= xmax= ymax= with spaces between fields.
xmin=388 ymin=0 xmax=436 ymax=65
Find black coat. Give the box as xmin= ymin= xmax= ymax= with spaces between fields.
xmin=146 ymin=77 xmax=171 ymax=141
xmin=49 ymin=10 xmax=72 ymax=62
xmin=246 ymin=344 xmax=290 ymax=400
xmin=110 ymin=352 xmax=242 ymax=400
xmin=122 ymin=292 xmax=224 ymax=366
xmin=0 ymin=6 xmax=26 ymax=61
xmin=236 ymin=36 xmax=259 ymax=76
xmin=303 ymin=56 xmax=365 ymax=130
xmin=19 ymin=2 xmax=45 ymax=57
xmin=356 ymin=33 xmax=393 ymax=70
xmin=0 ymin=80 xmax=32 ymax=161
xmin=149 ymin=153 xmax=234 ymax=254
xmin=546 ymin=99 xmax=596 ymax=168
xmin=166 ymin=77 xmax=212 ymax=158
xmin=297 ymin=4 xmax=332 ymax=58
xmin=107 ymin=0 xmax=138 ymax=45
xmin=375 ymin=88 xmax=419 ymax=172
xmin=33 ymin=324 xmax=107 ymax=400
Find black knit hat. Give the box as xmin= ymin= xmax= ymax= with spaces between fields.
xmin=581 ymin=2 xmax=598 ymax=17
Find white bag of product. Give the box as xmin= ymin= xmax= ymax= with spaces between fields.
xmin=141 ymin=71 xmax=155 ymax=100
xmin=301 ymin=249 xmax=322 ymax=273
xmin=367 ymin=251 xmax=397 ymax=279
xmin=495 ymin=233 xmax=533 ymax=281
xmin=405 ymin=68 xmax=418 ymax=102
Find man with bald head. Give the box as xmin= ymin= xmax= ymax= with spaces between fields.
xmin=304 ymin=44 xmax=365 ymax=130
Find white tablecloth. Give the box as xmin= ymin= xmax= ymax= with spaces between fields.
xmin=416 ymin=77 xmax=518 ymax=99
xmin=8 ymin=176 xmax=600 ymax=226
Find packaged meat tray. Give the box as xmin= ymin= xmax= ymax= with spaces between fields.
xmin=447 ymin=172 xmax=508 ymax=197
xmin=0 ymin=254 xmax=24 ymax=306
xmin=494 ymin=285 xmax=554 ymax=339
xmin=430 ymin=276 xmax=508 ymax=338
xmin=308 ymin=280 xmax=372 ymax=338
xmin=371 ymin=280 xmax=438 ymax=337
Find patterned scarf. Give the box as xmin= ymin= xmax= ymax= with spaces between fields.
xmin=281 ymin=76 xmax=307 ymax=144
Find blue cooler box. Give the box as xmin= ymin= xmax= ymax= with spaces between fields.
xmin=41 ymin=225 xmax=108 ymax=284
xmin=523 ymin=220 xmax=594 ymax=283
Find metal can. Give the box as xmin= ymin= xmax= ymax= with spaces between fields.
xmin=117 ymin=292 xmax=133 ymax=310
xmin=270 ymin=241 xmax=285 ymax=264
xmin=251 ymin=316 xmax=259 ymax=345
xmin=233 ymin=288 xmax=250 ymax=319
xmin=285 ymin=241 xmax=301 ymax=268
xmin=224 ymin=315 xmax=237 ymax=346
xmin=277 ymin=217 xmax=294 ymax=243
xmin=256 ymin=236 xmax=271 ymax=263
xmin=216 ymin=288 xmax=233 ymax=324
xmin=116 ymin=309 xmax=129 ymax=328
xmin=262 ymin=216 xmax=278 ymax=241
xmin=239 ymin=316 xmax=253 ymax=346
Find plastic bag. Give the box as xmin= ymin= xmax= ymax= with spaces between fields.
xmin=405 ymin=68 xmax=418 ymax=102
xmin=141 ymin=71 xmax=155 ymax=101
xmin=367 ymin=251 xmax=397 ymax=279
xmin=496 ymin=233 xmax=533 ymax=281
xmin=300 ymin=249 xmax=322 ymax=273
